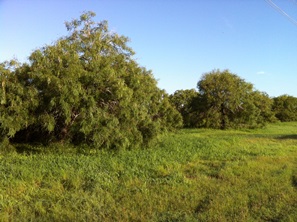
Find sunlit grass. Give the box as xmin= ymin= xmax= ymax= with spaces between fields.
xmin=0 ymin=122 xmax=296 ymax=221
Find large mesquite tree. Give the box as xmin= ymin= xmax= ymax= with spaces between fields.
xmin=1 ymin=12 xmax=182 ymax=149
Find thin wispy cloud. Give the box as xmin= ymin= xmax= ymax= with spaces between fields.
xmin=257 ymin=71 xmax=266 ymax=75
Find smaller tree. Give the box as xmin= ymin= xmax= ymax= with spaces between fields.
xmin=231 ymin=91 xmax=276 ymax=128
xmin=272 ymin=95 xmax=297 ymax=122
xmin=169 ymin=89 xmax=199 ymax=127
xmin=251 ymin=91 xmax=277 ymax=124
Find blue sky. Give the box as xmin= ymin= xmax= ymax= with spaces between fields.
xmin=1 ymin=0 xmax=297 ymax=97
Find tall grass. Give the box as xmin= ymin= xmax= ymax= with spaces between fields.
xmin=0 ymin=122 xmax=297 ymax=221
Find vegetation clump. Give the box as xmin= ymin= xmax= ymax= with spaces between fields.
xmin=170 ymin=69 xmax=277 ymax=129
xmin=272 ymin=94 xmax=297 ymax=122
xmin=0 ymin=12 xmax=182 ymax=149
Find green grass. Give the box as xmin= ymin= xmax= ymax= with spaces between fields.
xmin=0 ymin=122 xmax=297 ymax=221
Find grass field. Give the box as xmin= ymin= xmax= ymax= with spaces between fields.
xmin=0 ymin=122 xmax=297 ymax=221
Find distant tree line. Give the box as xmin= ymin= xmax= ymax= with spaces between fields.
xmin=1 ymin=12 xmax=296 ymax=150
xmin=169 ymin=69 xmax=297 ymax=129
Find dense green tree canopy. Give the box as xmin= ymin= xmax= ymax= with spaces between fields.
xmin=195 ymin=69 xmax=274 ymax=129
xmin=0 ymin=12 xmax=182 ymax=149
xmin=169 ymin=89 xmax=199 ymax=127
xmin=0 ymin=61 xmax=38 ymax=138
xmin=196 ymin=69 xmax=252 ymax=129
xmin=272 ymin=95 xmax=297 ymax=122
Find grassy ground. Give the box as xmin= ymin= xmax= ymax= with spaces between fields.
xmin=0 ymin=122 xmax=297 ymax=221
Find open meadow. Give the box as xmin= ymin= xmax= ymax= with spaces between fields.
xmin=0 ymin=122 xmax=297 ymax=221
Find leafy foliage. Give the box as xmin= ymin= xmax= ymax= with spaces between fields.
xmin=249 ymin=91 xmax=277 ymax=125
xmin=188 ymin=69 xmax=275 ymax=129
xmin=0 ymin=61 xmax=38 ymax=138
xmin=272 ymin=95 xmax=297 ymax=122
xmin=0 ymin=12 xmax=182 ymax=149
xmin=169 ymin=89 xmax=199 ymax=127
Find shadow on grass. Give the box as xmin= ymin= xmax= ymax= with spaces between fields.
xmin=292 ymin=174 xmax=297 ymax=188
xmin=14 ymin=144 xmax=43 ymax=154
xmin=276 ymin=135 xmax=297 ymax=140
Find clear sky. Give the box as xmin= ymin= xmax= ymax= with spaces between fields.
xmin=1 ymin=0 xmax=297 ymax=97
